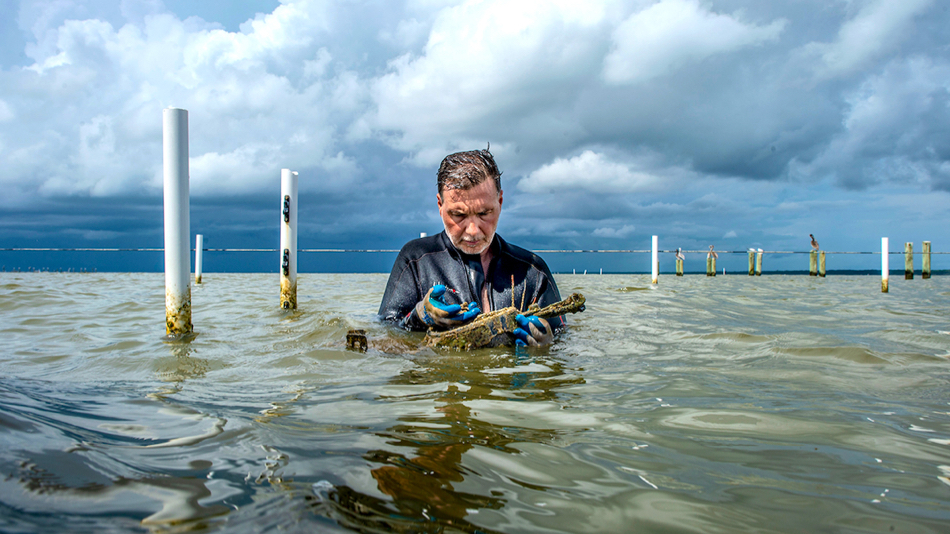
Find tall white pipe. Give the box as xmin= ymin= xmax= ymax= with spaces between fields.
xmin=280 ymin=169 xmax=299 ymax=309
xmin=195 ymin=234 xmax=203 ymax=284
xmin=882 ymin=237 xmax=889 ymax=293
xmin=163 ymin=108 xmax=192 ymax=335
xmin=651 ymin=235 xmax=658 ymax=284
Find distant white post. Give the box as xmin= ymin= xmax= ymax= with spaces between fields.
xmin=280 ymin=169 xmax=298 ymax=310
xmin=651 ymin=235 xmax=658 ymax=285
xmin=195 ymin=234 xmax=203 ymax=284
xmin=163 ymin=108 xmax=192 ymax=335
xmin=881 ymin=237 xmax=889 ymax=293
xmin=420 ymin=232 xmax=427 ymax=238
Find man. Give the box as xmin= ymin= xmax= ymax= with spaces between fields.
xmin=378 ymin=149 xmax=563 ymax=347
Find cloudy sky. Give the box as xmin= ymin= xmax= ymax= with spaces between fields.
xmin=1 ymin=0 xmax=948 ymax=272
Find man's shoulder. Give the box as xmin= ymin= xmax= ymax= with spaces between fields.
xmin=398 ymin=233 xmax=449 ymax=260
xmin=497 ymin=236 xmax=552 ymax=273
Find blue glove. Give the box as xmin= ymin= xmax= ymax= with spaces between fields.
xmin=416 ymin=285 xmax=481 ymax=328
xmin=514 ymin=314 xmax=553 ymax=347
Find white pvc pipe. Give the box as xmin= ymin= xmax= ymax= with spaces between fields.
xmin=651 ymin=235 xmax=658 ymax=284
xmin=163 ymin=108 xmax=192 ymax=335
xmin=882 ymin=237 xmax=889 ymax=293
xmin=280 ymin=169 xmax=299 ymax=309
xmin=195 ymin=234 xmax=203 ymax=284
xmin=420 ymin=232 xmax=427 ymax=238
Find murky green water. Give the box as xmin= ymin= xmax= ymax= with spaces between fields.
xmin=1 ymin=272 xmax=948 ymax=533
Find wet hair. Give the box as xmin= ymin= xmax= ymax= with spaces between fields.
xmin=437 ymin=148 xmax=502 ymax=195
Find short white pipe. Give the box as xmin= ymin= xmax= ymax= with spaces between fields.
xmin=195 ymin=234 xmax=203 ymax=284
xmin=280 ymin=169 xmax=298 ymax=309
xmin=882 ymin=237 xmax=889 ymax=293
xmin=420 ymin=232 xmax=427 ymax=238
xmin=163 ymin=108 xmax=192 ymax=335
xmin=651 ymin=235 xmax=658 ymax=284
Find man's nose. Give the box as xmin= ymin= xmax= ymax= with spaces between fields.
xmin=464 ymin=219 xmax=480 ymax=234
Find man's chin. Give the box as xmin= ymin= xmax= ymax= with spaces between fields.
xmin=460 ymin=244 xmax=486 ymax=255
xmin=456 ymin=240 xmax=488 ymax=255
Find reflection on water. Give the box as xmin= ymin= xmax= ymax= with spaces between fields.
xmin=341 ymin=352 xmax=578 ymax=532
xmin=0 ymin=272 xmax=949 ymax=532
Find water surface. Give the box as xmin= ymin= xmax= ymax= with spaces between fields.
xmin=1 ymin=272 xmax=948 ymax=532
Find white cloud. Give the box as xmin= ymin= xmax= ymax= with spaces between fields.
xmin=593 ymin=224 xmax=636 ymax=238
xmin=723 ymin=230 xmax=737 ymax=238
xmin=189 ymin=143 xmax=282 ymax=195
xmin=519 ymin=150 xmax=669 ymax=194
xmin=602 ymin=0 xmax=785 ymax=85
xmin=2 ymin=0 xmax=354 ymax=199
xmin=370 ymin=0 xmax=616 ymax=150
xmin=804 ymin=0 xmax=934 ymax=79
xmin=377 ymin=17 xmax=429 ymax=49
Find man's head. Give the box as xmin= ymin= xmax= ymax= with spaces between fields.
xmin=436 ymin=149 xmax=503 ymax=257
xmin=437 ymin=149 xmax=502 ymax=196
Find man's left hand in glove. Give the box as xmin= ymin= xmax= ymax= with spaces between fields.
xmin=513 ymin=314 xmax=554 ymax=347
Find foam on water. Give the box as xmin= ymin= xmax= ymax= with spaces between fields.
xmin=1 ymin=272 xmax=949 ymax=532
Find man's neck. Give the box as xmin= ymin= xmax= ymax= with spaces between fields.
xmin=479 ymin=247 xmax=494 ymax=279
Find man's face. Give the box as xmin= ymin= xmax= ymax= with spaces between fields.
xmin=438 ymin=179 xmax=503 ymax=256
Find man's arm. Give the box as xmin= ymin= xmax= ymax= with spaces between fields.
xmin=378 ymin=245 xmax=481 ymax=331
xmin=378 ymin=249 xmax=429 ymax=331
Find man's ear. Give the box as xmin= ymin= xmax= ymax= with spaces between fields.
xmin=498 ymin=189 xmax=503 ymax=208
xmin=437 ymin=194 xmax=443 ymax=210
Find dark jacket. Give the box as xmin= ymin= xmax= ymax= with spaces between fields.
xmin=378 ymin=231 xmax=563 ymax=332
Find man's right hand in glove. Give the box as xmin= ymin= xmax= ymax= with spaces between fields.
xmin=414 ymin=284 xmax=481 ymax=329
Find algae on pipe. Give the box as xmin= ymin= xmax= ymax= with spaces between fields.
xmin=882 ymin=237 xmax=889 ymax=293
xmin=809 ymin=251 xmax=817 ymax=276
xmin=819 ymin=251 xmax=826 ymax=278
xmin=195 ymin=234 xmax=203 ymax=284
xmin=280 ymin=169 xmax=299 ymax=310
xmin=163 ymin=108 xmax=192 ymax=336
xmin=923 ymin=241 xmax=931 ymax=279
xmin=904 ymin=242 xmax=913 ymax=280
xmin=651 ymin=235 xmax=658 ymax=285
